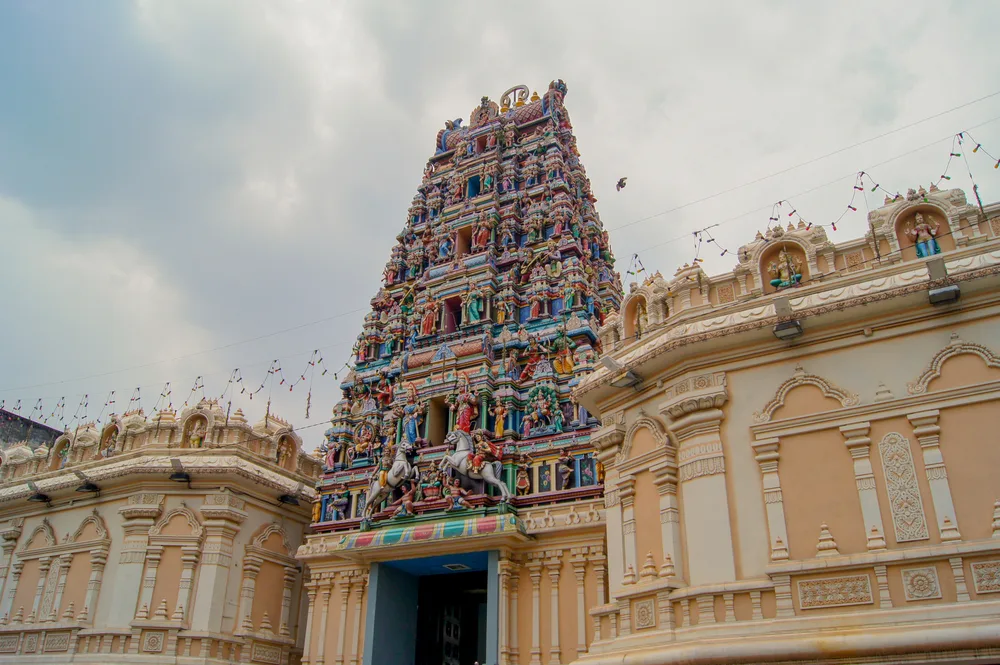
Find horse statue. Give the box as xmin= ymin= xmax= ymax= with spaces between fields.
xmin=363 ymin=442 xmax=419 ymax=519
xmin=439 ymin=430 xmax=512 ymax=501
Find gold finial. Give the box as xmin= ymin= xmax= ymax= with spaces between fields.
xmin=530 ymin=91 xmax=540 ymax=102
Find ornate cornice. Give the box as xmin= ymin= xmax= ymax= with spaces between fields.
xmin=660 ymin=372 xmax=728 ymax=422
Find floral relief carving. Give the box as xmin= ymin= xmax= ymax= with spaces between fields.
xmin=878 ymin=432 xmax=929 ymax=542
xmin=753 ymin=366 xmax=859 ymax=423
xmin=633 ymin=599 xmax=655 ymax=629
xmin=679 ymin=457 xmax=725 ymax=481
xmin=970 ymin=560 xmax=1000 ymax=594
xmin=901 ymin=566 xmax=942 ymax=601
xmin=798 ymin=574 xmax=873 ymax=609
xmin=907 ymin=336 xmax=1000 ymax=394
xmin=142 ymin=631 xmax=165 ymax=653
xmin=0 ymin=635 xmax=17 ymax=653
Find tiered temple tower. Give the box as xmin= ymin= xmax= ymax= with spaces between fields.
xmin=313 ymin=80 xmax=622 ymax=526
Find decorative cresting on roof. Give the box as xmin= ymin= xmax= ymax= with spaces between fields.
xmin=617 ymin=415 xmax=669 ymax=464
xmin=907 ymin=333 xmax=1000 ymax=395
xmin=20 ymin=518 xmax=57 ymax=551
xmin=148 ymin=504 xmax=204 ymax=539
xmin=69 ymin=509 xmax=110 ymax=542
xmin=753 ymin=365 xmax=860 ymax=424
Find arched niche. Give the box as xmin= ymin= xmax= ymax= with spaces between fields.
xmin=892 ymin=205 xmax=955 ymax=261
xmin=99 ymin=424 xmax=120 ymax=457
xmin=759 ymin=242 xmax=810 ymax=295
xmin=181 ymin=414 xmax=209 ymax=449
xmin=623 ymin=294 xmax=649 ymax=340
xmin=48 ymin=436 xmax=72 ymax=471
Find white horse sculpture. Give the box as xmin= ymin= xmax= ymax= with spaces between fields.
xmin=438 ymin=430 xmax=512 ymax=501
xmin=363 ymin=442 xmax=418 ymax=518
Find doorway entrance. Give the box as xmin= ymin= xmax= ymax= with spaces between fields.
xmin=415 ymin=571 xmax=487 ymax=665
xmin=364 ymin=552 xmax=498 ymax=665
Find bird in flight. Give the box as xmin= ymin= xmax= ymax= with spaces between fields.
xmin=616 ymin=177 xmax=627 ymax=191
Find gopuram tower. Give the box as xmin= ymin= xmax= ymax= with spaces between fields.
xmin=299 ymin=82 xmax=622 ymax=665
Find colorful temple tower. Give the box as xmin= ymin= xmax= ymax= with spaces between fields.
xmin=314 ymin=80 xmax=621 ymax=527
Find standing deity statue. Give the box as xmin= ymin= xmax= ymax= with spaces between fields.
xmin=462 ymin=283 xmax=482 ymax=325
xmin=515 ymin=454 xmax=532 ymax=495
xmin=398 ymin=384 xmax=425 ymax=448
xmin=491 ymin=399 xmax=508 ymax=438
xmin=493 ymin=294 xmax=512 ymax=324
xmin=906 ymin=212 xmax=941 ymax=258
xmin=557 ymin=448 xmax=575 ymax=489
xmin=420 ymin=300 xmax=439 ymax=336
xmin=450 ymin=374 xmax=479 ymax=434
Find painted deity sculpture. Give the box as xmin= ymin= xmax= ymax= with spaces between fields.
xmin=557 ymin=448 xmax=575 ymax=489
xmin=515 ymin=454 xmax=532 ymax=495
xmin=469 ymin=429 xmax=501 ymax=474
xmin=491 ymin=400 xmax=508 ymax=438
xmin=329 ymin=484 xmax=351 ymax=520
xmin=768 ymin=249 xmax=803 ymax=289
xmin=907 ymin=212 xmax=941 ymax=258
xmin=444 ymin=477 xmax=473 ymax=512
xmin=398 ymin=384 xmax=425 ymax=448
xmin=450 ymin=375 xmax=479 ymax=434
xmin=462 ymin=283 xmax=483 ymax=325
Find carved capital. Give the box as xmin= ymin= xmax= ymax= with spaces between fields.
xmin=659 ymin=372 xmax=728 ymax=422
xmin=590 ymin=424 xmax=626 ymax=467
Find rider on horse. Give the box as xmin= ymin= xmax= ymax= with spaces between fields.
xmin=469 ymin=430 xmax=501 ymax=474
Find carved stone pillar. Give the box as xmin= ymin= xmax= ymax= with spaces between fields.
xmin=193 ymin=490 xmax=246 ymax=633
xmin=336 ymin=576 xmax=351 ymax=665
xmin=174 ymin=546 xmax=200 ymax=621
xmin=498 ymin=557 xmax=515 ymax=665
xmin=136 ymin=547 xmax=162 ymax=618
xmin=752 ymin=437 xmax=790 ymax=559
xmin=908 ymin=411 xmax=961 ymax=538
xmin=350 ymin=573 xmax=367 ymax=665
xmin=316 ymin=582 xmax=333 ymax=665
xmin=111 ymin=494 xmax=163 ymax=627
xmin=238 ymin=556 xmax=262 ymax=631
xmin=570 ymin=552 xmax=587 ymax=657
xmin=84 ymin=548 xmax=108 ymax=622
xmin=590 ymin=417 xmax=626 ymax=587
xmin=0 ymin=519 xmax=24 ymax=603
xmin=661 ymin=373 xmax=735 ymax=584
xmin=509 ymin=563 xmax=520 ymax=665
xmin=48 ymin=553 xmax=73 ymax=622
xmin=618 ymin=479 xmax=637 ymax=576
xmin=545 ymin=555 xmax=562 ymax=665
xmin=31 ymin=556 xmax=52 ymax=620
xmin=839 ymin=423 xmax=887 ymax=545
xmin=527 ymin=559 xmax=543 ymax=665
xmin=651 ymin=461 xmax=683 ymax=577
xmin=302 ymin=583 xmax=318 ymax=665
xmin=280 ymin=566 xmax=297 ymax=638
xmin=1 ymin=560 xmax=24 ymax=619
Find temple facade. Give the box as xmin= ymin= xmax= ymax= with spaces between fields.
xmin=0 ymin=401 xmax=319 ymax=663
xmin=299 ymin=81 xmax=622 ymax=665
xmin=576 ymin=185 xmax=1000 ymax=665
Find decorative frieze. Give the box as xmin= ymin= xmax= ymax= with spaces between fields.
xmin=902 ymin=566 xmax=942 ymax=600
xmin=798 ymin=575 xmax=874 ymax=609
xmin=878 ymin=432 xmax=929 ymax=543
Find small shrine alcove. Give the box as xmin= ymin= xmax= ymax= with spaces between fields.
xmin=892 ymin=206 xmax=955 ymax=262
xmin=275 ymin=435 xmax=298 ymax=472
xmin=622 ymin=294 xmax=648 ymax=340
xmin=181 ymin=415 xmax=209 ymax=449
xmin=48 ymin=437 xmax=71 ymax=471
xmin=100 ymin=424 xmax=120 ymax=456
xmin=759 ymin=242 xmax=810 ymax=295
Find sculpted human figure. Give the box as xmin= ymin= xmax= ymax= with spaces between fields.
xmin=450 ymin=375 xmax=479 ymax=434
xmin=557 ymin=448 xmax=575 ymax=489
xmin=516 ymin=454 xmax=532 ymax=495
xmin=906 ymin=212 xmax=941 ymax=258
xmin=444 ymin=477 xmax=474 ymax=512
xmin=491 ymin=400 xmax=508 ymax=438
xmin=767 ymin=249 xmax=803 ymax=289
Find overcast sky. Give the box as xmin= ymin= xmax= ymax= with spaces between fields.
xmin=2 ymin=1 xmax=999 ymax=450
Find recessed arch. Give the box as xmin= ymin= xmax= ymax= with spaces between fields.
xmin=907 ymin=336 xmax=1000 ymax=395
xmin=753 ymin=367 xmax=859 ymax=423
xmin=149 ymin=505 xmax=204 ymax=539
xmin=618 ymin=415 xmax=669 ymax=462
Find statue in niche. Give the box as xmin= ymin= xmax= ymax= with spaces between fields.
xmin=420 ymin=300 xmax=439 ymax=336
xmin=551 ymin=328 xmax=576 ymax=375
xmin=102 ymin=429 xmax=118 ymax=458
xmin=557 ymin=448 xmax=575 ymax=489
xmin=906 ymin=212 xmax=941 ymax=258
xmin=329 ymin=484 xmax=351 ymax=520
xmin=491 ymin=400 xmax=508 ymax=438
xmin=419 ymin=468 xmax=444 ymax=501
xmin=518 ymin=337 xmax=548 ymax=381
xmin=632 ymin=298 xmax=648 ymax=338
xmin=461 ymin=283 xmax=483 ymax=325
xmin=493 ymin=295 xmax=512 ymax=324
xmin=397 ymin=384 xmax=425 ymax=448
xmin=188 ymin=420 xmax=207 ymax=448
xmin=323 ymin=430 xmax=341 ymax=469
xmin=515 ymin=454 xmax=532 ymax=495
xmin=767 ymin=249 xmax=803 ymax=289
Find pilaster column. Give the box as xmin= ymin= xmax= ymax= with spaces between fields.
xmin=174 ymin=547 xmax=200 ymax=622
xmin=509 ymin=564 xmax=520 ymax=665
xmin=618 ymin=479 xmax=637 ymax=576
xmin=302 ymin=584 xmax=319 ymax=665
xmin=193 ymin=490 xmax=246 ymax=632
xmin=336 ymin=576 xmax=351 ymax=665
xmin=136 ymin=547 xmax=162 ymax=618
xmin=315 ymin=582 xmax=333 ymax=665
xmin=0 ymin=519 xmax=23 ymax=603
xmin=350 ymin=573 xmax=367 ymax=665
xmin=840 ymin=423 xmax=887 ymax=544
xmin=590 ymin=418 xmax=626 ymax=587
xmin=498 ymin=558 xmax=515 ymax=665
xmin=545 ymin=555 xmax=562 ymax=665
xmin=111 ymin=494 xmax=163 ymax=627
xmin=651 ymin=462 xmax=683 ymax=577
xmin=752 ymin=438 xmax=790 ymax=560
xmin=48 ymin=554 xmax=73 ymax=622
xmin=527 ymin=559 xmax=543 ymax=665
xmin=84 ymin=548 xmax=109 ymax=622
xmin=908 ymin=411 xmax=961 ymax=538
xmin=570 ymin=552 xmax=587 ymax=657
xmin=1 ymin=560 xmax=23 ymax=619
xmin=661 ymin=372 xmax=735 ymax=584
xmin=280 ymin=567 xmax=297 ymax=638
xmin=31 ymin=556 xmax=52 ymax=620
xmin=238 ymin=556 xmax=262 ymax=631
